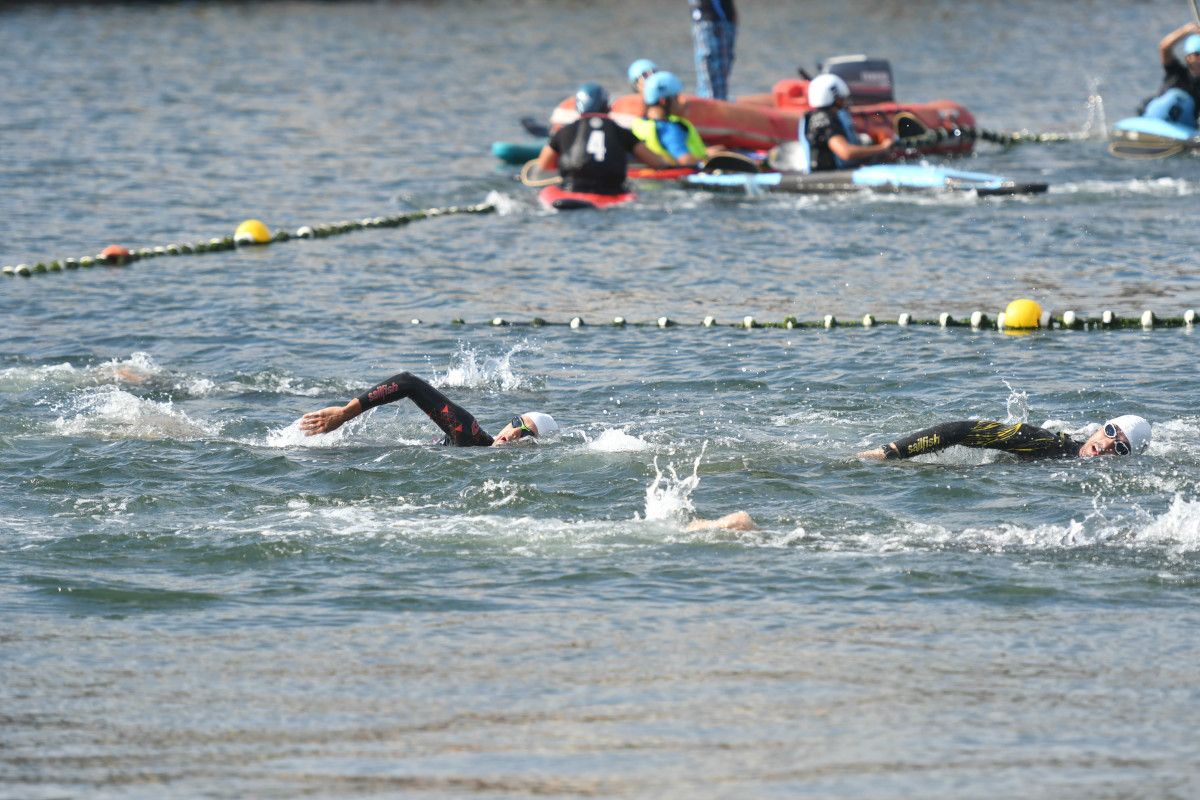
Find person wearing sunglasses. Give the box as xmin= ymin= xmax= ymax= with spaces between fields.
xmin=299 ymin=371 xmax=558 ymax=447
xmin=856 ymin=415 xmax=1151 ymax=461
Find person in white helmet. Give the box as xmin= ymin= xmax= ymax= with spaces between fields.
xmin=856 ymin=415 xmax=1152 ymax=461
xmin=800 ymin=73 xmax=897 ymax=172
xmin=300 ymin=371 xmax=558 ymax=447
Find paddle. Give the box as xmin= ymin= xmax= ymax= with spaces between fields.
xmin=519 ymin=159 xmax=562 ymax=187
xmin=520 ymin=116 xmax=551 ymax=138
xmin=1107 ymin=133 xmax=1192 ymax=159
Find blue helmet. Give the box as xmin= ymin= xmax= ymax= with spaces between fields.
xmin=627 ymin=58 xmax=658 ymax=89
xmin=1185 ymin=34 xmax=1200 ymax=56
xmin=574 ymin=82 xmax=610 ymax=115
xmin=644 ymin=71 xmax=683 ymax=105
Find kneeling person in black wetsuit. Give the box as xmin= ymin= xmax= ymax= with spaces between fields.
xmin=801 ymin=74 xmax=897 ymax=173
xmin=300 ymin=371 xmax=558 ymax=446
xmin=536 ymin=82 xmax=669 ymax=195
xmin=857 ymin=415 xmax=1151 ymax=461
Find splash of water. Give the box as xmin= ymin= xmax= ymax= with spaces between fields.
xmin=587 ymin=429 xmax=650 ymax=452
xmin=438 ymin=341 xmax=537 ymax=392
xmin=640 ymin=443 xmax=707 ymax=522
xmin=1083 ymin=78 xmax=1106 ymax=138
xmin=1002 ymin=380 xmax=1030 ymax=424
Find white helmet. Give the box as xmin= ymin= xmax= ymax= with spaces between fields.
xmin=808 ymin=74 xmax=851 ymax=108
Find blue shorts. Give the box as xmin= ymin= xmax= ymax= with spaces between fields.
xmin=691 ymin=19 xmax=736 ymax=100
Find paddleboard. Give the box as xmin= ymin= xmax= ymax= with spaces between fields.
xmin=1112 ymin=116 xmax=1199 ymax=141
xmin=681 ymin=164 xmax=1047 ymax=196
xmin=538 ymin=185 xmax=637 ymax=210
xmin=1108 ymin=115 xmax=1200 ymax=159
xmin=492 ymin=141 xmax=546 ymax=164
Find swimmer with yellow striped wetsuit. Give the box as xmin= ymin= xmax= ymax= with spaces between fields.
xmin=857 ymin=415 xmax=1152 ymax=461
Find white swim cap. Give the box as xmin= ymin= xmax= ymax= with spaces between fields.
xmin=522 ymin=411 xmax=559 ymax=437
xmin=1105 ymin=414 xmax=1151 ymax=454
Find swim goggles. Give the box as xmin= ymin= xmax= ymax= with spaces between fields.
xmin=510 ymin=416 xmax=537 ymax=439
xmin=1103 ymin=423 xmax=1131 ymax=456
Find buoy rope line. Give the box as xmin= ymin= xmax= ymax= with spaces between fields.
xmin=908 ymin=124 xmax=1091 ymax=147
xmin=378 ymin=310 xmax=1196 ymax=331
xmin=2 ymin=202 xmax=496 ymax=278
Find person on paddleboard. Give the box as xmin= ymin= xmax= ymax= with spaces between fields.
xmin=631 ymin=71 xmax=715 ymax=167
xmin=800 ymin=74 xmax=898 ymax=172
xmin=300 ymin=371 xmax=558 ymax=447
xmin=535 ymin=83 xmax=669 ymax=195
xmin=856 ymin=415 xmax=1152 ymax=461
xmin=1137 ymin=22 xmax=1200 ymax=125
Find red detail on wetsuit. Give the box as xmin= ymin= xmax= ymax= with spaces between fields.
xmin=367 ymin=382 xmax=398 ymax=404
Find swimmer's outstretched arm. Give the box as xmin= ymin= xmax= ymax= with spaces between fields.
xmin=686 ymin=511 xmax=757 ymax=532
xmin=858 ymin=420 xmax=1072 ymax=460
xmin=300 ymin=398 xmax=363 ymax=435
xmin=857 ymin=421 xmax=977 ymax=460
xmin=300 ymin=371 xmax=493 ymax=446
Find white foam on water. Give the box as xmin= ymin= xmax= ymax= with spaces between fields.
xmin=1 ymin=352 xmax=166 ymax=393
xmin=462 ymin=478 xmax=525 ymax=508
xmin=484 ymin=189 xmax=526 ymax=217
xmin=264 ymin=418 xmax=351 ymax=449
xmin=50 ymin=386 xmax=218 ymax=440
xmin=1052 ymin=177 xmax=1197 ymax=197
xmin=585 ymin=428 xmax=651 ymax=452
xmin=1135 ymin=495 xmax=1200 ymax=554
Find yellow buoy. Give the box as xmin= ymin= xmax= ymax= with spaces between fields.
xmin=1003 ymin=298 xmax=1042 ymax=329
xmin=234 ymin=219 xmax=271 ymax=245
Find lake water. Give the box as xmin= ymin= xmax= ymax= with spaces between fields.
xmin=3 ymin=1 xmax=1199 ymax=797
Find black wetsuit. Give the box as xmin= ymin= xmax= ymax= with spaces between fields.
xmin=803 ymin=108 xmax=856 ymax=172
xmin=549 ymin=114 xmax=641 ymax=195
xmin=883 ymin=420 xmax=1081 ymax=461
xmin=1159 ymin=57 xmax=1200 ymax=112
xmin=356 ymin=372 xmax=493 ymax=446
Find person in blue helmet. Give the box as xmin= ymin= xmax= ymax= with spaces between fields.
xmin=1138 ymin=22 xmax=1200 ymax=125
xmin=627 ymin=58 xmax=658 ymax=97
xmin=631 ymin=71 xmax=713 ymax=167
xmin=690 ymin=0 xmax=737 ymax=100
xmin=799 ymin=74 xmax=897 ymax=173
xmin=536 ymin=82 xmax=670 ymax=194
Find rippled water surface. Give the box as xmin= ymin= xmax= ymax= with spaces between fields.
xmin=3 ymin=1 xmax=1200 ymax=798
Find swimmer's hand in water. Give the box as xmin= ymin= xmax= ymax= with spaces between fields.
xmin=300 ymin=399 xmax=362 ymax=436
xmin=686 ymin=511 xmax=757 ymax=532
xmin=856 ymin=444 xmax=898 ymax=460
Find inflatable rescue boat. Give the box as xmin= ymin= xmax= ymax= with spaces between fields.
xmin=548 ymin=56 xmax=975 ymax=159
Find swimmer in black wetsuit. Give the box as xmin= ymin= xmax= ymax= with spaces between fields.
xmin=857 ymin=415 xmax=1152 ymax=461
xmin=299 ymin=371 xmax=558 ymax=446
